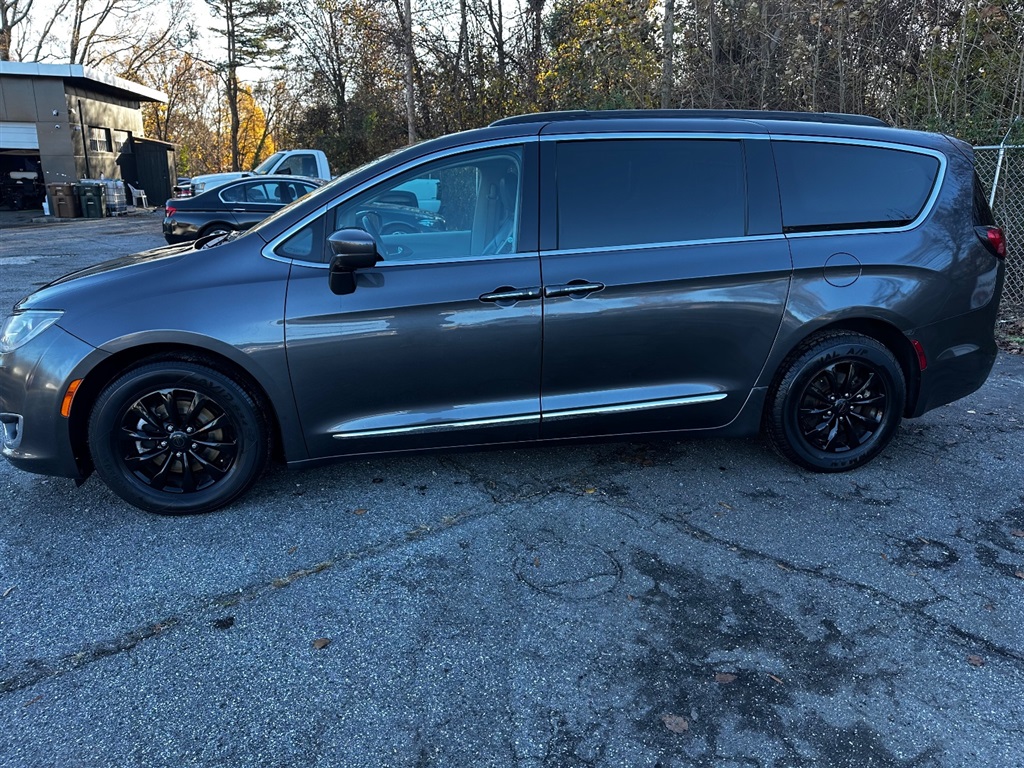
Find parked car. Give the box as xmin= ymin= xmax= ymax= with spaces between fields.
xmin=162 ymin=175 xmax=324 ymax=243
xmin=171 ymin=177 xmax=192 ymax=198
xmin=163 ymin=176 xmax=445 ymax=245
xmin=189 ymin=149 xmax=333 ymax=197
xmin=1 ymin=109 xmax=1007 ymax=514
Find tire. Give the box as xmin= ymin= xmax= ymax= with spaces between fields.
xmin=766 ymin=332 xmax=905 ymax=472
xmin=88 ymin=361 xmax=269 ymax=514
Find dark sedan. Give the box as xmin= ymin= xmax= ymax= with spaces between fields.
xmin=162 ymin=175 xmax=323 ymax=244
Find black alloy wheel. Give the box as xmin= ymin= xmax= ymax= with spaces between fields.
xmin=89 ymin=361 xmax=269 ymax=514
xmin=766 ymin=332 xmax=906 ymax=472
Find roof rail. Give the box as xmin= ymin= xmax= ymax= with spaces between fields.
xmin=490 ymin=109 xmax=889 ymax=128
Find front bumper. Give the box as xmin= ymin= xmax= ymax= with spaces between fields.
xmin=0 ymin=324 xmax=104 ymax=478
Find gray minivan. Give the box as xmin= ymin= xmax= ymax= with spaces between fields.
xmin=0 ymin=110 xmax=1008 ymax=513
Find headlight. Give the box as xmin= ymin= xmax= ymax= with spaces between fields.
xmin=0 ymin=311 xmax=64 ymax=353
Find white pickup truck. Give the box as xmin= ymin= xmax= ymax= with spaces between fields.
xmin=186 ymin=149 xmax=331 ymax=197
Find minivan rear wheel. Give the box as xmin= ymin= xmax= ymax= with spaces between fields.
xmin=88 ymin=361 xmax=269 ymax=514
xmin=766 ymin=332 xmax=905 ymax=472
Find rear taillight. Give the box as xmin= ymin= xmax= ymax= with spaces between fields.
xmin=165 ymin=205 xmax=177 ymax=218
xmin=975 ymin=225 xmax=1006 ymax=258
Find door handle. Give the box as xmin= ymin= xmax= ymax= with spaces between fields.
xmin=543 ymin=280 xmax=605 ymax=299
xmin=479 ymin=286 xmax=542 ymax=304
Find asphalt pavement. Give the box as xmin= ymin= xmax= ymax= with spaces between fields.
xmin=1 ymin=215 xmax=1023 ymax=767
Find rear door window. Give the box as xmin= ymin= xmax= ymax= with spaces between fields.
xmin=555 ymin=139 xmax=746 ymax=250
xmin=773 ymin=141 xmax=940 ymax=233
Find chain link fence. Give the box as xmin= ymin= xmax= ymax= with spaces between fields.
xmin=975 ymin=144 xmax=1024 ymax=308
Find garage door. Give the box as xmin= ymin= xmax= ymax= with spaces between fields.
xmin=0 ymin=122 xmax=40 ymax=150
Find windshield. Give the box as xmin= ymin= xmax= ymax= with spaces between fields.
xmin=252 ymin=151 xmax=285 ymax=175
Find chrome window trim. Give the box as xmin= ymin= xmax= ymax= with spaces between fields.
xmin=330 ymin=393 xmax=726 ymax=439
xmin=768 ymin=135 xmax=948 ymax=238
xmin=261 ymin=137 xmax=537 ymax=268
xmin=545 ymin=132 xmax=948 ymax=242
xmin=267 ymin=131 xmax=949 ymax=266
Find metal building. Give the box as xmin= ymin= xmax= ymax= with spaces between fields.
xmin=0 ymin=62 xmax=171 ymax=212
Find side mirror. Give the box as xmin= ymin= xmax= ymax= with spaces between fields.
xmin=328 ymin=228 xmax=380 ymax=295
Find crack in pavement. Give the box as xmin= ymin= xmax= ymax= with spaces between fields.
xmin=668 ymin=516 xmax=1024 ymax=666
xmin=0 ymin=495 xmax=514 ymax=697
xmin=524 ymin=461 xmax=1024 ymax=667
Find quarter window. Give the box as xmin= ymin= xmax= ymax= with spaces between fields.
xmin=773 ymin=141 xmax=940 ymax=233
xmin=555 ymin=139 xmax=746 ymax=250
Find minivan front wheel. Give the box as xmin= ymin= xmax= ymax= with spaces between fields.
xmin=88 ymin=361 xmax=269 ymax=514
xmin=766 ymin=332 xmax=906 ymax=472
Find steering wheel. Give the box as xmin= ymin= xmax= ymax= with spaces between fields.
xmin=358 ymin=210 xmax=412 ymax=259
xmin=358 ymin=211 xmax=383 ymax=247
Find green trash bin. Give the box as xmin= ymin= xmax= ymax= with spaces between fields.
xmin=78 ymin=183 xmax=107 ymax=218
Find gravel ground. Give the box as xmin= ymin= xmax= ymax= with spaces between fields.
xmin=1 ymin=216 xmax=1023 ymax=768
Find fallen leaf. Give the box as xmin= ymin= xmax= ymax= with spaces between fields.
xmin=718 ymin=502 xmax=733 ymax=510
xmin=1010 ymin=529 xmax=1024 ymax=538
xmin=661 ymin=714 xmax=689 ymax=734
xmin=1015 ymin=570 xmax=1024 ymax=580
xmin=287 ymin=545 xmax=298 ymax=554
xmin=584 ymin=487 xmax=597 ymax=495
xmin=768 ymin=674 xmax=784 ymax=685
xmin=881 ymin=553 xmax=888 ymax=561
xmin=967 ymin=654 xmax=985 ymax=667
xmin=312 ymin=637 xmax=332 ymax=650
xmin=714 ymin=672 xmax=737 ymax=684
xmin=353 ymin=508 xmax=367 ymax=516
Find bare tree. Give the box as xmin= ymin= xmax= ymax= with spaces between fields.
xmin=9 ymin=0 xmax=174 ymax=66
xmin=0 ymin=0 xmax=35 ymax=60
